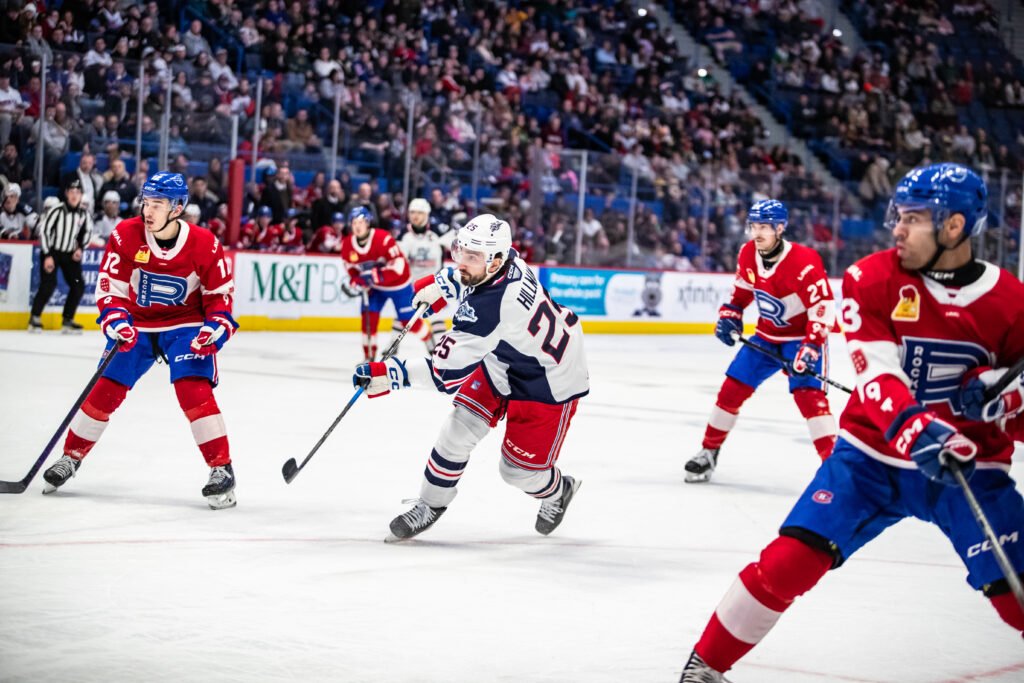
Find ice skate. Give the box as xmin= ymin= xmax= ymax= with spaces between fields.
xmin=61 ymin=317 xmax=83 ymax=335
xmin=535 ymin=476 xmax=581 ymax=535
xmin=685 ymin=447 xmax=719 ymax=483
xmin=42 ymin=454 xmax=81 ymax=493
xmin=385 ymin=498 xmax=446 ymax=542
xmin=202 ymin=463 xmax=236 ymax=510
xmin=28 ymin=315 xmax=43 ymax=333
xmin=679 ymin=650 xmax=731 ymax=682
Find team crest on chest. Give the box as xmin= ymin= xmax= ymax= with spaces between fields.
xmin=134 ymin=245 xmax=151 ymax=263
xmin=454 ymin=301 xmax=478 ymax=324
xmin=891 ymin=284 xmax=920 ymax=322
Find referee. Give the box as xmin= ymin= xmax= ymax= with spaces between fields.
xmin=29 ymin=177 xmax=93 ymax=333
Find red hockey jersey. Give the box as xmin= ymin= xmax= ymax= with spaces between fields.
xmin=340 ymin=228 xmax=411 ymax=291
xmin=838 ymin=249 xmax=1024 ymax=470
xmin=729 ymin=240 xmax=835 ymax=344
xmin=95 ymin=216 xmax=234 ymax=331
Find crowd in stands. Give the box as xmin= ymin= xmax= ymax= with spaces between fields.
xmin=0 ymin=0 xmax=1020 ymax=274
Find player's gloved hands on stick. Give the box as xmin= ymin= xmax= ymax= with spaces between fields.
xmin=353 ymin=357 xmax=409 ymax=398
xmin=956 ymin=366 xmax=1024 ymax=423
xmin=190 ymin=312 xmax=238 ymax=356
xmin=99 ymin=308 xmax=138 ymax=351
xmin=340 ymin=276 xmax=367 ymax=298
xmin=886 ymin=406 xmax=977 ymax=485
xmin=715 ymin=303 xmax=743 ymax=346
xmin=413 ymin=267 xmax=463 ymax=314
xmin=791 ymin=342 xmax=821 ymax=375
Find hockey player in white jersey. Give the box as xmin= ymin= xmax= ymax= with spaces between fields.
xmin=353 ymin=214 xmax=589 ymax=541
xmin=396 ymin=197 xmax=456 ymax=351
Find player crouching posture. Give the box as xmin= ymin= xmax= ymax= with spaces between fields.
xmin=680 ymin=164 xmax=1024 ymax=681
xmin=353 ymin=215 xmax=589 ymax=541
xmin=41 ymin=172 xmax=240 ymax=510
xmin=686 ymin=199 xmax=837 ymax=483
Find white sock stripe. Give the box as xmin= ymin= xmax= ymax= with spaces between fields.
xmin=715 ymin=576 xmax=784 ymax=645
xmin=190 ymin=414 xmax=227 ymax=445
xmin=708 ymin=405 xmax=739 ymax=432
xmin=69 ymin=410 xmax=108 ymax=441
xmin=806 ymin=414 xmax=837 ymax=441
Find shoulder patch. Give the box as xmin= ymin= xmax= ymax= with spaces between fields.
xmin=891 ymin=284 xmax=920 ymax=322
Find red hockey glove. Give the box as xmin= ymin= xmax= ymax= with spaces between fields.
xmin=353 ymin=357 xmax=409 ymax=398
xmin=99 ymin=308 xmax=138 ymax=351
xmin=190 ymin=312 xmax=238 ymax=356
xmin=341 ymin=276 xmax=367 ymax=298
xmin=412 ymin=268 xmax=463 ymax=314
xmin=956 ymin=366 xmax=1024 ymax=423
xmin=886 ymin=406 xmax=977 ymax=485
xmin=791 ymin=342 xmax=821 ymax=375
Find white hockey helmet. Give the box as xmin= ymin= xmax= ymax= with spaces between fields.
xmin=102 ymin=190 xmax=121 ymax=204
xmin=3 ymin=183 xmax=20 ymax=198
xmin=408 ymin=197 xmax=430 ymax=215
xmin=42 ymin=196 xmax=60 ymax=213
xmin=183 ymin=203 xmax=201 ymax=219
xmin=454 ymin=213 xmax=512 ymax=263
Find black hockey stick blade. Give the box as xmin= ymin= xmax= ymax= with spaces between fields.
xmin=0 ymin=341 xmax=123 ymax=494
xmin=732 ymin=333 xmax=853 ymax=394
xmin=983 ymin=356 xmax=1024 ymax=402
xmin=281 ymin=457 xmax=301 ymax=484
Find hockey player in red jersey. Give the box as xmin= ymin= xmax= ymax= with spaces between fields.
xmin=339 ymin=206 xmax=429 ymax=361
xmin=680 ymin=163 xmax=1024 ymax=682
xmin=41 ymin=172 xmax=240 ymax=510
xmin=685 ymin=199 xmax=837 ymax=484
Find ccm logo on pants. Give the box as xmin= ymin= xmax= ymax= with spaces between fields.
xmin=967 ymin=532 xmax=1019 ymax=558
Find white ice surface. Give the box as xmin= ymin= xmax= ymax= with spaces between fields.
xmin=1 ymin=330 xmax=1022 ymax=683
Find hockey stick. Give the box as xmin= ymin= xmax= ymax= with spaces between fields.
xmin=982 ymin=355 xmax=1024 ymax=402
xmin=945 ymin=457 xmax=1024 ymax=612
xmin=282 ymin=301 xmax=429 ymax=484
xmin=731 ymin=333 xmax=853 ymax=394
xmin=0 ymin=340 xmax=123 ymax=494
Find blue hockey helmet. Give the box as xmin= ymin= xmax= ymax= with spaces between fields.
xmin=331 ymin=211 xmax=345 ymax=224
xmin=257 ymin=205 xmax=273 ymax=218
xmin=746 ymin=199 xmax=788 ymax=229
xmin=885 ymin=163 xmax=988 ymax=236
xmin=349 ymin=205 xmax=372 ymax=225
xmin=141 ymin=172 xmax=189 ymax=210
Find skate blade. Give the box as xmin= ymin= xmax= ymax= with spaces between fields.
xmin=41 ymin=482 xmax=58 ymax=494
xmin=62 ymin=328 xmax=83 ymax=336
xmin=684 ymin=471 xmax=713 ymax=483
xmin=28 ymin=328 xmax=43 ymax=334
xmin=206 ymin=490 xmax=237 ymax=510
xmin=384 ymin=533 xmax=407 ymax=543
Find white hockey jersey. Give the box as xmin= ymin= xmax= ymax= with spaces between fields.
xmin=421 ymin=254 xmax=590 ymax=405
xmin=399 ymin=227 xmax=456 ymax=280
xmin=0 ymin=202 xmax=39 ymax=239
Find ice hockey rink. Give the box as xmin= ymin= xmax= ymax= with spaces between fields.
xmin=1 ymin=330 xmax=1022 ymax=683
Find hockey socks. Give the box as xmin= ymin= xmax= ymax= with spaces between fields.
xmin=793 ymin=388 xmax=837 ymax=461
xmin=174 ymin=378 xmax=230 ymax=467
xmin=64 ymin=377 xmax=129 ymax=459
xmin=361 ymin=312 xmax=380 ymax=360
xmin=989 ymin=590 xmax=1024 ymax=636
xmin=695 ymin=536 xmax=833 ymax=673
xmin=702 ymin=377 xmax=754 ymax=450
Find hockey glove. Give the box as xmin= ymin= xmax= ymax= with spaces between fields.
xmin=190 ymin=312 xmax=238 ymax=356
xmin=412 ymin=268 xmax=463 ymax=314
xmin=956 ymin=366 xmax=1024 ymax=423
xmin=715 ymin=303 xmax=743 ymax=346
xmin=353 ymin=357 xmax=408 ymax=398
xmin=340 ymin=276 xmax=368 ymax=298
xmin=886 ymin=406 xmax=977 ymax=485
xmin=791 ymin=342 xmax=821 ymax=375
xmin=99 ymin=308 xmax=138 ymax=351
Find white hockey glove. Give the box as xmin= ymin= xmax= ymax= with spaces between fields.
xmin=353 ymin=357 xmax=409 ymax=398
xmin=412 ymin=267 xmax=462 ymax=314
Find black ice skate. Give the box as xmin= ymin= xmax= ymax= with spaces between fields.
xmin=42 ymin=454 xmax=82 ymax=493
xmin=535 ymin=475 xmax=581 ymax=535
xmin=685 ymin=448 xmax=720 ymax=484
xmin=679 ymin=650 xmax=731 ymax=682
xmin=61 ymin=317 xmax=83 ymax=335
xmin=202 ymin=463 xmax=236 ymax=510
xmin=28 ymin=315 xmax=43 ymax=333
xmin=385 ymin=498 xmax=447 ymax=542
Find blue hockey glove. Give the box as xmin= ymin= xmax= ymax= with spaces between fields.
xmin=353 ymin=357 xmax=409 ymax=398
xmin=956 ymin=367 xmax=1024 ymax=423
xmin=886 ymin=406 xmax=977 ymax=485
xmin=791 ymin=342 xmax=821 ymax=375
xmin=715 ymin=303 xmax=743 ymax=346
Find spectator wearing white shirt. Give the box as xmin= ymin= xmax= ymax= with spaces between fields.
xmin=0 ymin=71 xmax=25 ymax=147
xmin=209 ymin=48 xmax=238 ymax=90
xmin=182 ymin=20 xmax=212 ymax=59
xmin=83 ymin=37 xmax=113 ymax=69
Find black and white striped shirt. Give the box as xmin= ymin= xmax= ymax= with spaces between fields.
xmin=39 ymin=203 xmax=93 ymax=256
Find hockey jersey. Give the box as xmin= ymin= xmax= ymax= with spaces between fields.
xmin=95 ymin=216 xmax=234 ymax=331
xmin=427 ymin=254 xmax=589 ymax=405
xmin=729 ymin=240 xmax=835 ymax=344
xmin=340 ymin=228 xmax=411 ymax=292
xmin=0 ymin=202 xmax=38 ymax=239
xmin=839 ymin=249 xmax=1024 ymax=470
xmin=399 ymin=226 xmax=456 ymax=280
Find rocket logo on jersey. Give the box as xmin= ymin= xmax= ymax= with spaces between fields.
xmin=753 ymin=290 xmax=788 ymax=327
xmin=891 ymin=285 xmax=920 ymax=322
xmin=136 ymin=269 xmax=189 ymax=307
xmin=901 ymin=336 xmax=989 ymax=412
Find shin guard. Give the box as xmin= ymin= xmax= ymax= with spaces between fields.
xmin=793 ymin=388 xmax=837 ymax=460
xmin=63 ymin=377 xmax=129 ymax=459
xmin=174 ymin=377 xmax=230 ymax=467
xmin=702 ymin=377 xmax=754 ymax=450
